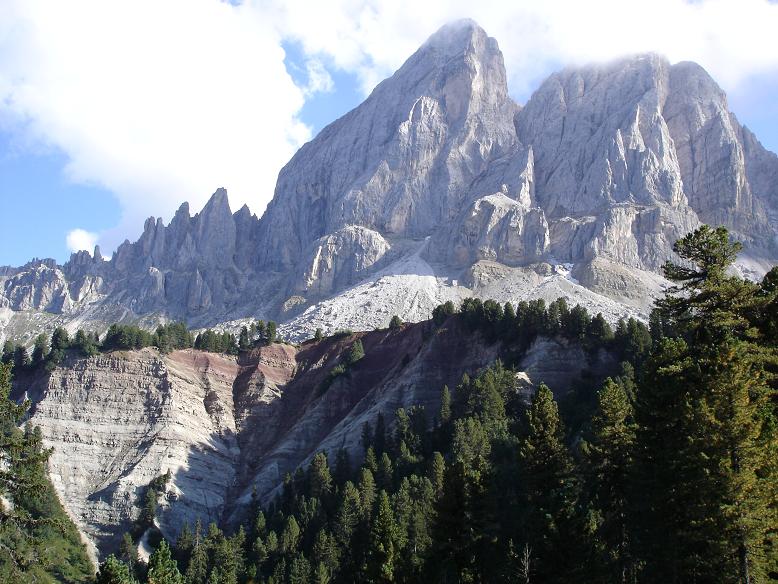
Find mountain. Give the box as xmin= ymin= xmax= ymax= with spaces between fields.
xmin=2 ymin=19 xmax=777 ymax=345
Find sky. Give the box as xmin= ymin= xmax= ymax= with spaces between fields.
xmin=1 ymin=0 xmax=777 ymax=267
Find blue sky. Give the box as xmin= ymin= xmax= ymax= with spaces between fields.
xmin=2 ymin=0 xmax=778 ymax=268
xmin=0 ymin=41 xmax=365 ymax=267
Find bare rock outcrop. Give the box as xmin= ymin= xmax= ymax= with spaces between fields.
xmin=21 ymin=320 xmax=619 ymax=557
xmin=2 ymin=21 xmax=778 ymax=344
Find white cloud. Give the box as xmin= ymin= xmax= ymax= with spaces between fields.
xmin=303 ymin=59 xmax=335 ymax=97
xmin=268 ymin=0 xmax=778 ymax=98
xmin=65 ymin=229 xmax=98 ymax=253
xmin=0 ymin=0 xmax=311 ymax=252
xmin=2 ymin=0 xmax=777 ymax=257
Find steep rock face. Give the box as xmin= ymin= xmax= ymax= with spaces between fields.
xmin=21 ymin=319 xmax=620 ymax=556
xmin=23 ymin=349 xmax=241 ymax=557
xmin=438 ymin=193 xmax=549 ymax=267
xmin=664 ymin=62 xmax=770 ymax=243
xmin=257 ymin=19 xmax=519 ymax=272
xmin=293 ymin=226 xmax=393 ymax=298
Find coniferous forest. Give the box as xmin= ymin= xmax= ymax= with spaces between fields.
xmin=1 ymin=225 xmax=777 ymax=583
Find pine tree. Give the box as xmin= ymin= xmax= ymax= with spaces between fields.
xmin=147 ymin=539 xmax=184 ymax=584
xmin=347 ymin=339 xmax=365 ymax=365
xmin=518 ymin=384 xmax=580 ymax=581
xmin=119 ymin=532 xmax=140 ymax=579
xmin=358 ymin=468 xmax=377 ymax=519
xmin=238 ymin=326 xmax=250 ymax=351
xmin=266 ymin=321 xmax=277 ymax=343
xmin=587 ymin=313 xmax=614 ymax=342
xmin=635 ymin=225 xmax=777 ymax=582
xmin=389 ymin=315 xmax=402 ymax=330
xmin=584 ymin=377 xmax=636 ymax=582
xmin=139 ymin=487 xmax=158 ymax=529
xmin=309 ymin=451 xmax=333 ymax=501
xmin=376 ymin=452 xmax=393 ymax=492
xmin=31 ymin=333 xmax=49 ymax=367
xmin=367 ymin=490 xmax=399 ymax=582
xmin=334 ymin=481 xmax=361 ymax=548
xmin=439 ymin=385 xmax=451 ymax=425
xmin=334 ymin=448 xmax=351 ymax=485
xmin=96 ymin=554 xmax=136 ymax=584
xmin=1 ymin=340 xmax=13 ymax=365
xmin=289 ymin=554 xmax=312 ymax=584
xmin=280 ymin=516 xmax=301 ymax=554
xmin=429 ymin=451 xmax=445 ymax=497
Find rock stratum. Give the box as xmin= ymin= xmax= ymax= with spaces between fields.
xmin=16 ymin=317 xmax=616 ymax=558
xmin=3 ymin=19 xmax=777 ymax=344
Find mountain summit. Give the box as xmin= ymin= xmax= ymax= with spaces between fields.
xmin=2 ymin=21 xmax=778 ymax=344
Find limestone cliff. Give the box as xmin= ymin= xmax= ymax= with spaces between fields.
xmin=19 ymin=317 xmax=616 ymax=558
xmin=2 ymin=20 xmax=777 ymax=344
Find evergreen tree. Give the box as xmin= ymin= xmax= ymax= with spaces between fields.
xmin=376 ymin=452 xmax=393 ymax=492
xmin=266 ymin=321 xmax=277 ymax=343
xmin=309 ymin=452 xmax=333 ymax=501
xmin=96 ymin=555 xmax=137 ymax=584
xmin=147 ymin=539 xmax=184 ymax=584
xmin=119 ymin=532 xmax=140 ymax=581
xmin=333 ymin=449 xmax=351 ymax=486
xmin=13 ymin=344 xmax=30 ymax=371
xmin=439 ymin=385 xmax=451 ymax=425
xmin=288 ymin=554 xmax=312 ymax=584
xmin=587 ymin=313 xmax=614 ymax=342
xmin=367 ymin=490 xmax=399 ymax=582
xmin=138 ymin=487 xmax=158 ymax=529
xmin=429 ymin=451 xmax=445 ymax=497
xmin=389 ymin=315 xmax=402 ymax=330
xmin=1 ymin=340 xmax=14 ymax=365
xmin=31 ymin=333 xmax=49 ymax=367
xmin=636 ymin=225 xmax=777 ymax=582
xmin=238 ymin=326 xmax=250 ymax=351
xmin=357 ymin=468 xmax=377 ymax=519
xmin=584 ymin=377 xmax=636 ymax=582
xmin=347 ymin=339 xmax=365 ymax=365
xmin=518 ymin=384 xmax=580 ymax=581
xmin=185 ymin=523 xmax=208 ymax=584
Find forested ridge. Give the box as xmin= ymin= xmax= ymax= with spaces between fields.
xmin=1 ymin=225 xmax=776 ymax=583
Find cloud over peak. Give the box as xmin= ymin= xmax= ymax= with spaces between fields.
xmin=2 ymin=0 xmax=777 ymax=255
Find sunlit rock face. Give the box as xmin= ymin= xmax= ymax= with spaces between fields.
xmin=2 ymin=20 xmax=778 ymax=344
xmin=22 ymin=319 xmax=616 ymax=558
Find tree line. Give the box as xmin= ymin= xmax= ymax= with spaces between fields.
xmin=1 ymin=319 xmax=282 ymax=377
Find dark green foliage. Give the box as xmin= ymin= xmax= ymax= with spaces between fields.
xmin=633 ymin=225 xmax=777 ymax=583
xmin=0 ymin=363 xmax=94 ymax=582
xmin=96 ymin=554 xmax=137 ymax=584
xmin=73 ymin=329 xmax=100 ymax=357
xmin=266 ymin=321 xmax=278 ymax=344
xmin=432 ymin=300 xmax=456 ymax=325
xmin=389 ymin=315 xmax=403 ymax=330
xmin=346 ymin=339 xmax=364 ymax=365
xmin=193 ymin=329 xmax=239 ymax=354
xmin=31 ymin=333 xmax=49 ymax=367
xmin=1 ymin=340 xmax=14 ymax=365
xmin=147 ymin=539 xmax=183 ymax=583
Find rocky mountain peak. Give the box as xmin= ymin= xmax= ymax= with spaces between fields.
xmin=2 ymin=21 xmax=778 ymax=345
xmin=256 ymin=20 xmax=518 ymax=278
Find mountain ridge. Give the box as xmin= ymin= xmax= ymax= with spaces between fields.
xmin=2 ymin=20 xmax=777 ymax=345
